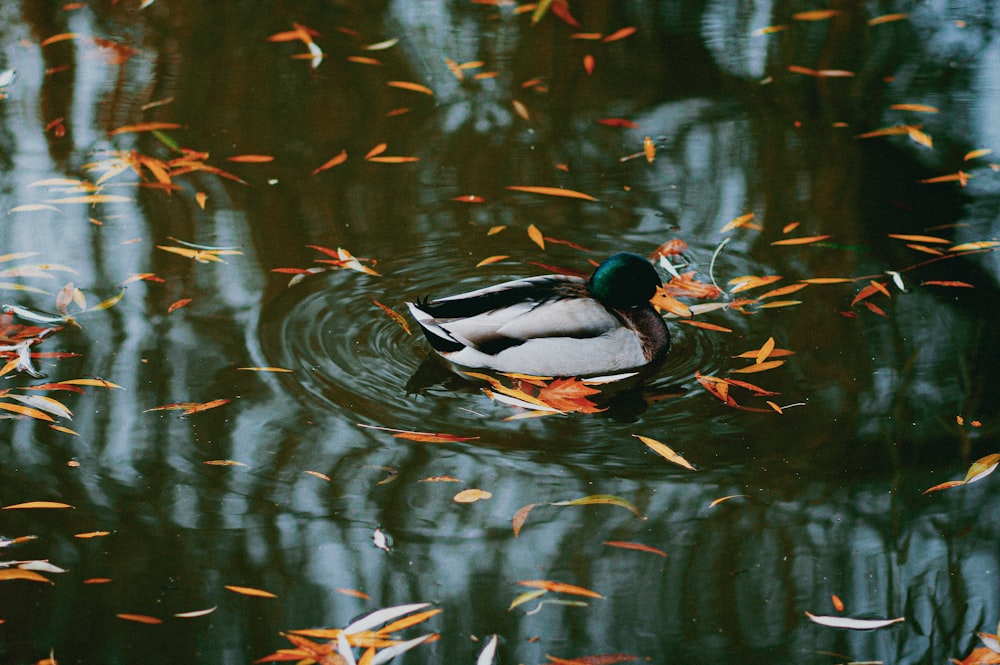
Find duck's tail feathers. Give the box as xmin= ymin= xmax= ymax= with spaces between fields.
xmin=406 ymin=301 xmax=465 ymax=353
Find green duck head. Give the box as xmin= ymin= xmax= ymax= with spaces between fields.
xmin=588 ymin=252 xmax=662 ymax=309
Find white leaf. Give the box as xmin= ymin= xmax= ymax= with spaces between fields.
xmin=805 ymin=611 xmax=904 ymax=630
xmin=370 ymin=633 xmax=433 ymax=665
xmin=343 ymin=602 xmax=432 ymax=635
xmin=476 ymin=634 xmax=498 ymax=665
xmin=337 ymin=633 xmax=357 ymax=665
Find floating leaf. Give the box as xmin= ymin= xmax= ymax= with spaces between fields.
xmin=527 ymin=224 xmax=545 ymax=250
xmin=74 ymin=531 xmax=110 ymax=538
xmin=167 ymin=298 xmax=192 ymax=313
xmin=950 ymin=241 xmax=999 ymax=252
xmin=203 ymin=460 xmax=247 ymax=467
xmin=891 ymin=103 xmax=939 ymax=113
xmin=603 ymin=541 xmax=667 ymax=557
xmin=720 ymin=212 xmax=755 ymax=233
xmin=506 ymin=186 xmax=598 ymax=201
xmin=453 ymin=489 xmax=492 ymax=503
xmin=174 ymin=606 xmax=218 ymax=618
xmin=709 ymin=495 xmax=747 ymax=507
xmin=372 ymin=300 xmax=411 ymax=334
xmin=9 ymin=204 xmax=60 ymax=213
xmin=225 ymin=585 xmax=277 ymax=598
xmin=312 ymin=150 xmax=348 ymax=174
xmin=922 ymin=280 xmax=974 ymax=288
xmin=44 ymin=195 xmax=133 ymax=205
xmin=0 ymin=569 xmax=52 ymax=583
xmin=477 ymin=255 xmax=509 ymax=267
xmin=804 ymin=612 xmax=904 ymax=630
xmin=517 ymin=580 xmax=603 ymax=598
xmin=603 ymin=26 xmax=637 ymax=42
xmin=508 ymin=589 xmax=548 ymax=611
xmin=512 ymin=503 xmax=538 ymax=537
xmin=677 ymin=320 xmax=733 ymax=333
xmin=476 ymin=635 xmax=499 ymax=665
xmin=334 ymin=587 xmax=370 ymax=600
xmin=226 ymin=154 xmax=274 ymax=163
xmin=633 ymin=435 xmax=696 ymax=470
xmin=793 ymin=9 xmax=839 ymax=20
xmin=550 ymin=494 xmax=640 ymax=516
xmin=887 ymin=233 xmax=950 ymax=244
xmin=387 ymin=81 xmax=434 ymax=95
xmin=771 ymin=235 xmax=831 ymax=246
xmin=116 ymin=614 xmax=164 ymax=624
xmin=3 ymin=501 xmax=73 ymax=510
xmin=731 ymin=360 xmax=785 ymax=374
xmin=755 ymin=337 xmax=776 ymax=364
xmin=867 ymin=13 xmax=908 ymax=25
xmin=108 ymin=122 xmax=182 ymax=135
xmin=237 ymin=366 xmax=293 ymax=372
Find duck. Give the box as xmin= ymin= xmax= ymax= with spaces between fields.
xmin=406 ymin=252 xmax=670 ymax=377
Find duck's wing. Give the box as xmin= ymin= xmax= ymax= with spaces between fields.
xmin=407 ymin=275 xmax=620 ymax=355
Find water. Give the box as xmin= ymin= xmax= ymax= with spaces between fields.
xmin=0 ymin=1 xmax=998 ymax=664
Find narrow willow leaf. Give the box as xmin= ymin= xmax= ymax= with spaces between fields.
xmin=633 ymin=435 xmax=697 ymax=470
xmin=476 ymin=634 xmax=499 ymax=665
xmin=508 ymin=589 xmax=547 ymax=610
xmin=527 ymin=224 xmax=545 ymax=249
xmin=116 ymin=613 xmax=163 ymax=624
xmin=506 ymin=185 xmax=598 ymax=201
xmin=550 ymin=494 xmax=641 ymax=516
xmin=225 ymin=585 xmax=277 ymax=598
xmin=804 ymin=612 xmax=904 ymax=630
xmin=343 ymin=603 xmax=432 ymax=635
xmin=3 ymin=501 xmax=73 ymax=510
xmin=517 ymin=579 xmax=603 ymax=598
xmin=603 ymin=541 xmax=667 ymax=557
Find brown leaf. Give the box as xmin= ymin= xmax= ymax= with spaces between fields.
xmin=512 ymin=503 xmax=538 ymax=537
xmin=603 ymin=541 xmax=666 ymax=557
xmin=453 ymin=489 xmax=492 ymax=503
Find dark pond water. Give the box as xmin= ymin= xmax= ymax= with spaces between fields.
xmin=1 ymin=1 xmax=998 ymax=664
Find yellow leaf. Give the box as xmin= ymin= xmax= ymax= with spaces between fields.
xmin=677 ymin=320 xmax=733 ymax=333
xmin=74 ymin=531 xmax=111 ymax=538
xmin=964 ymin=148 xmax=992 ymax=161
xmin=508 ymin=589 xmax=547 ymax=610
xmin=527 ymin=224 xmax=545 ymax=250
xmin=867 ymin=13 xmax=908 ymax=25
xmin=633 ymin=435 xmax=697 ymax=470
xmin=550 ymin=494 xmax=641 ymax=516
xmin=756 ymin=337 xmax=776 ymax=364
xmin=890 ymin=103 xmax=939 ymax=113
xmin=887 ymin=233 xmax=950 ymax=244
xmin=453 ymin=489 xmax=492 ymax=503
xmin=793 ymin=9 xmax=839 ymax=20
xmin=950 ymin=241 xmax=999 ymax=252
xmin=643 ymin=136 xmax=655 ymax=163
xmin=44 ymin=195 xmax=133 ymax=204
xmin=0 ymin=401 xmax=54 ymax=422
xmin=720 ymin=212 xmax=755 ymax=233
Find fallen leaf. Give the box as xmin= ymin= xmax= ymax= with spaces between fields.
xmin=550 ymin=494 xmax=640 ymax=516
xmin=312 ymin=150 xmax=348 ymax=174
xmin=3 ymin=501 xmax=73 ymax=510
xmin=731 ymin=360 xmax=785 ymax=374
xmin=387 ymin=81 xmax=434 ymax=95
xmin=372 ymin=300 xmax=411 ymax=334
xmin=804 ymin=612 xmax=904 ymax=630
xmin=633 ymin=435 xmax=696 ymax=470
xmin=174 ymin=606 xmax=218 ymax=618
xmin=225 ymin=585 xmax=277 ymax=598
xmin=677 ymin=320 xmax=733 ymax=333
xmin=167 ymin=298 xmax=192 ymax=313
xmin=771 ymin=235 xmax=831 ymax=246
xmin=453 ymin=489 xmax=492 ymax=503
xmin=527 ymin=224 xmax=545 ymax=250
xmin=517 ymin=580 xmax=603 ymax=599
xmin=477 ymin=255 xmax=510 ymax=267
xmin=506 ymin=186 xmax=598 ymax=201
xmin=512 ymin=503 xmax=538 ymax=537
xmin=0 ymin=569 xmax=52 ymax=583
xmin=116 ymin=614 xmax=163 ymax=624
xmin=603 ymin=541 xmax=666 ymax=557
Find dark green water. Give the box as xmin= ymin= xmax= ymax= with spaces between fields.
xmin=0 ymin=1 xmax=998 ymax=664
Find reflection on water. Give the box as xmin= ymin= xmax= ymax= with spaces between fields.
xmin=0 ymin=1 xmax=998 ymax=664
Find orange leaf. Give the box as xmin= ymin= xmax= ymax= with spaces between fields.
xmin=920 ymin=171 xmax=970 ymax=185
xmin=3 ymin=501 xmax=73 ymax=510
xmin=203 ymin=459 xmax=247 ymax=466
xmin=890 ymin=103 xmax=939 ymax=113
xmin=364 ymin=143 xmax=387 ymax=159
xmin=867 ymin=13 xmax=908 ymax=25
xmin=312 ymin=150 xmax=348 ymax=174
xmin=477 ymin=255 xmax=510 ymax=267
xmin=366 ymin=156 xmax=420 ymax=163
xmin=793 ymin=9 xmax=839 ymax=20
xmin=527 ymin=224 xmax=546 ymax=250
xmin=372 ymin=300 xmax=411 ymax=335
xmin=921 ymin=280 xmax=974 ymax=288
xmin=887 ymin=233 xmax=950 ymax=244
xmin=512 ymin=503 xmax=538 ymax=537
xmin=832 ymin=594 xmax=845 ymax=612
xmin=771 ymin=235 xmax=831 ymax=246
xmin=387 ymin=81 xmax=434 ymax=95
xmin=334 ymin=587 xmax=370 ymax=600
xmin=603 ymin=541 xmax=666 ymax=557
xmin=0 ymin=402 xmax=55 ymax=422
xmin=108 ymin=122 xmax=182 ymax=135
xmin=643 ymin=136 xmax=655 ymax=163
xmin=731 ymin=360 xmax=785 ymax=374
xmin=40 ymin=32 xmax=78 ymax=46
xmin=709 ymin=494 xmax=747 ymax=507
xmin=116 ymin=614 xmax=163 ymax=624
xmin=226 ymin=154 xmax=274 ymax=163
xmin=168 ymin=298 xmax=192 ymax=313
xmin=452 ymin=195 xmax=485 ymax=203
xmin=678 ymin=320 xmax=733 ymax=333
xmin=0 ymin=569 xmax=52 ymax=583
xmin=603 ymin=26 xmax=637 ymax=42
xmin=758 ymin=283 xmax=808 ymax=299
xmin=74 ymin=531 xmax=111 ymax=538
xmin=517 ymin=580 xmax=603 ymax=598
xmin=583 ymin=54 xmax=595 ymax=75
xmin=950 ymin=241 xmax=999 ymax=252
xmin=225 ymin=585 xmax=277 ymax=598
xmin=922 ymin=480 xmax=966 ymax=494
xmin=506 ymin=186 xmax=598 ymax=201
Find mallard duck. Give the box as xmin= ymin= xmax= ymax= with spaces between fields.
xmin=406 ymin=252 xmax=670 ymax=376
